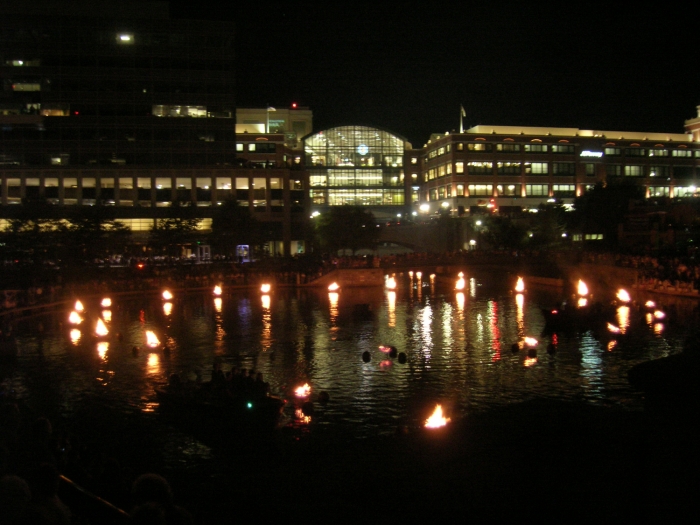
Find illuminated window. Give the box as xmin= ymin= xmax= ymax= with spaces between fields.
xmin=649 ymin=149 xmax=668 ymax=157
xmin=469 ymin=162 xmax=493 ymax=175
xmin=468 ymin=143 xmax=492 ymax=152
xmin=552 ymin=184 xmax=575 ymax=197
xmin=456 ymin=184 xmax=465 ymax=196
xmin=604 ymin=147 xmax=621 ymax=156
xmin=455 ymin=162 xmax=464 ymax=174
xmin=649 ymin=186 xmax=669 ymax=197
xmin=624 ymin=165 xmax=643 ymax=177
xmin=552 ymin=144 xmax=575 ymax=154
xmin=497 ymin=184 xmax=520 ymax=196
xmin=467 ymin=184 xmax=492 ymax=196
xmin=525 ymin=162 xmax=548 ymax=175
xmin=649 ymin=166 xmax=669 ymax=178
xmin=496 ymin=162 xmax=520 ymax=175
xmin=496 ymin=143 xmax=520 ymax=152
xmin=11 ymin=82 xmax=40 ymax=91
xmin=672 ymin=149 xmax=692 ymax=157
xmin=525 ymin=184 xmax=548 ymax=196
xmin=524 ymin=144 xmax=548 ymax=153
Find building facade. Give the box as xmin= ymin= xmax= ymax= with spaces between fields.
xmin=416 ymin=125 xmax=699 ymax=217
xmin=0 ymin=1 xmax=309 ymax=257
xmin=304 ymin=125 xmax=412 ymax=220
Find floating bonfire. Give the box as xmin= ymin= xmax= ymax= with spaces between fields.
xmin=425 ymin=404 xmax=450 ymax=429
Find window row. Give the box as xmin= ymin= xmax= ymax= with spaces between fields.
xmin=426 ymin=184 xmax=577 ymax=199
xmin=604 ymin=147 xmax=696 ymax=157
xmin=309 ymin=188 xmax=405 ymax=206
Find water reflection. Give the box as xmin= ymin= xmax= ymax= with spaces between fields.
xmin=4 ymin=275 xmax=698 ymax=441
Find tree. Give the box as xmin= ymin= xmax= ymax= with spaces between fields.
xmin=571 ymin=180 xmax=646 ymax=249
xmin=315 ymin=206 xmax=379 ymax=255
xmin=149 ymin=218 xmax=202 ymax=257
xmin=528 ymin=203 xmax=568 ymax=248
xmin=480 ymin=215 xmax=529 ymax=250
xmin=209 ymin=197 xmax=262 ymax=257
xmin=65 ymin=207 xmax=132 ymax=261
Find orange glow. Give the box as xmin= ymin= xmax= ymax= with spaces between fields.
xmin=214 ymin=297 xmax=222 ymax=312
xmin=379 ymin=345 xmax=391 ymax=353
xmin=524 ymin=356 xmax=538 ymax=367
xmin=97 ymin=341 xmax=108 ymax=360
xmin=163 ymin=302 xmax=173 ymax=316
xmin=260 ymin=283 xmax=271 ymax=293
xmin=75 ymin=300 xmax=84 ymax=312
xmin=455 ymin=276 xmax=466 ymax=290
xmin=328 ymin=282 xmax=340 ymax=292
xmin=607 ymin=323 xmax=621 ymax=333
xmin=261 ymin=294 xmax=271 ymax=309
xmin=645 ymin=300 xmax=656 ymax=308
xmin=69 ymin=311 xmax=83 ymax=325
xmin=425 ymin=404 xmax=450 ymax=428
xmin=146 ymin=331 xmax=160 ymax=348
xmin=653 ymin=323 xmax=664 ymax=334
xmin=577 ymin=280 xmax=588 ymax=296
xmin=213 ymin=285 xmax=222 ymax=296
xmin=456 ymin=292 xmax=465 ymax=311
xmin=617 ymin=306 xmax=630 ymax=334
xmin=102 ymin=310 xmax=112 ymax=322
xmin=385 ymin=276 xmax=397 ymax=290
xmin=147 ymin=353 xmax=160 ymax=374
xmin=416 ymin=272 xmax=422 ymax=279
xmin=295 ymin=383 xmax=311 ymax=398
xmin=515 ymin=277 xmax=525 ymax=293
xmin=524 ymin=337 xmax=538 ymax=347
xmin=653 ymin=310 xmax=666 ymax=319
xmin=101 ymin=298 xmax=112 ymax=308
xmin=294 ymin=408 xmax=312 ymax=424
xmin=577 ymin=297 xmax=588 ymax=308
xmin=162 ymin=290 xmax=173 ymax=301
xmin=616 ymin=289 xmax=631 ymax=303
xmin=95 ymin=318 xmax=109 ymax=337
xmin=607 ymin=340 xmax=618 ymax=351
xmin=70 ymin=329 xmax=81 ymax=344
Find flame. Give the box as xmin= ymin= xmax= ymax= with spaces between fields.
xmin=653 ymin=310 xmax=665 ymax=319
xmin=213 ymin=285 xmax=222 ymax=296
xmin=294 ymin=408 xmax=312 ymax=424
xmin=616 ymin=289 xmax=631 ymax=303
xmin=524 ymin=337 xmax=538 ymax=347
xmin=416 ymin=272 xmax=422 ymax=279
xmin=146 ymin=331 xmax=160 ymax=347
xmin=607 ymin=322 xmax=621 ymax=333
xmin=163 ymin=302 xmax=173 ymax=316
xmin=379 ymin=345 xmax=391 ymax=353
xmin=455 ymin=276 xmax=466 ymax=290
xmin=101 ymin=298 xmax=112 ymax=308
xmin=577 ymin=297 xmax=588 ymax=308
xmin=97 ymin=341 xmax=108 ymax=360
xmin=260 ymin=283 xmax=271 ymax=294
xmin=75 ymin=300 xmax=84 ymax=312
xmin=69 ymin=311 xmax=83 ymax=325
xmin=70 ymin=329 xmax=81 ymax=344
xmin=328 ymin=282 xmax=340 ymax=291
xmin=607 ymin=340 xmax=617 ymax=351
xmin=162 ymin=290 xmax=173 ymax=300
xmin=645 ymin=300 xmax=656 ymax=308
xmin=577 ymin=280 xmax=588 ymax=296
xmin=295 ymin=383 xmax=311 ymax=398
xmin=515 ymin=277 xmax=525 ymax=293
xmin=95 ymin=318 xmax=109 ymax=337
xmin=261 ymin=294 xmax=271 ymax=309
xmin=425 ymin=404 xmax=450 ymax=428
xmin=385 ymin=276 xmax=397 ymax=290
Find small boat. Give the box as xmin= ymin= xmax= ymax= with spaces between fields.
xmin=154 ymin=383 xmax=285 ymax=434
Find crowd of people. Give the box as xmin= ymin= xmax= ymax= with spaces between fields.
xmin=0 ymin=395 xmax=193 ymax=524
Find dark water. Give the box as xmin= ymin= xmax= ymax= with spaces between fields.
xmin=2 ymin=270 xmax=698 ymax=520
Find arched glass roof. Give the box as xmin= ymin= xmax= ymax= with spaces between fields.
xmin=305 ymin=125 xmax=406 ymax=168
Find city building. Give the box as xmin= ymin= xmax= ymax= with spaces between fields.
xmin=236 ymin=106 xmax=313 ymax=149
xmin=0 ymin=0 xmax=309 ymax=257
xmin=415 ymin=124 xmax=699 ymax=218
xmin=304 ymin=125 xmax=413 ymax=221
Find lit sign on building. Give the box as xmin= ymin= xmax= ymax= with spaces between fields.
xmin=580 ymin=150 xmax=603 ymax=158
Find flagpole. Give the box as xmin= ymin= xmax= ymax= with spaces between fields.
xmin=459 ymin=104 xmax=464 ymax=133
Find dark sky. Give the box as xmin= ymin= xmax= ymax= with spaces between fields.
xmin=169 ymin=1 xmax=698 ymax=146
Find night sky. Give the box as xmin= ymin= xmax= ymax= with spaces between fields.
xmin=169 ymin=1 xmax=698 ymax=146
